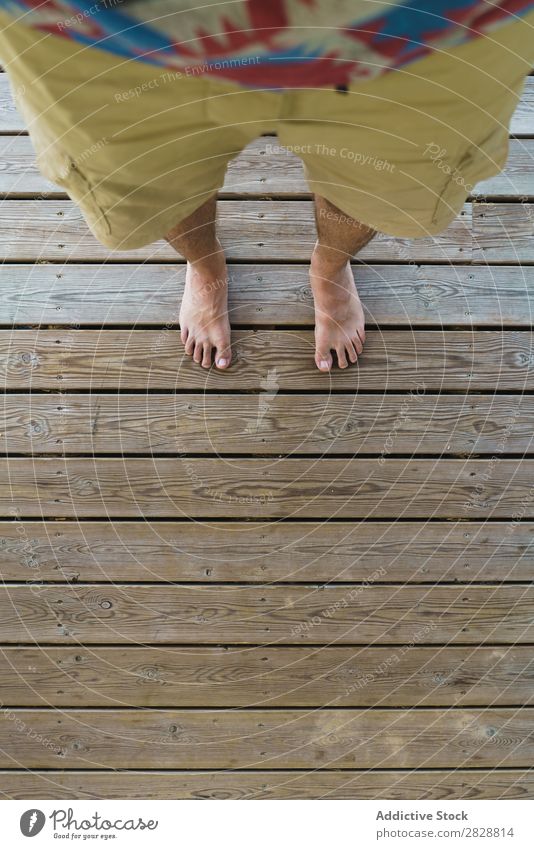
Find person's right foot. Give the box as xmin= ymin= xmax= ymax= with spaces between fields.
xmin=179 ymin=242 xmax=231 ymax=369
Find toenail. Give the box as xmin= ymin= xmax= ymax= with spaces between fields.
xmin=320 ymin=360 xmax=330 ymax=370
xmin=217 ymin=358 xmax=228 ymax=368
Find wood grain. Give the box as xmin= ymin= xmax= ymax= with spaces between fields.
xmin=4 ymin=200 xmax=533 ymax=264
xmin=1 ymin=264 xmax=533 ymax=327
xmin=473 ymin=202 xmax=534 ymax=262
xmin=1 ymin=769 xmax=532 ymax=800
xmin=474 ymin=139 xmax=534 ymax=197
xmin=510 ymin=77 xmax=534 ymax=134
xmin=2 ymin=393 xmax=534 ymax=455
xmin=0 ymin=708 xmax=531 ymax=768
xmin=1 ymin=457 xmax=533 ymax=518
xmin=0 ymin=584 xmax=531 ymax=644
xmin=0 ymin=520 xmax=530 ymax=582
xmin=0 ymin=200 xmax=472 ymax=261
xmin=2 ymin=330 xmax=532 ymax=390
xmin=0 ymin=646 xmax=531 ymax=707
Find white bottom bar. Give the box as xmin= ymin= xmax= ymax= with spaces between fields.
xmin=3 ymin=798 xmax=534 ymax=848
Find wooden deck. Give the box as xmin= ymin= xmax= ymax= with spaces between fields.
xmin=0 ymin=74 xmax=533 ymax=801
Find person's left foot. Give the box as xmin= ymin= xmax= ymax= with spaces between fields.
xmin=309 ymin=247 xmax=365 ymax=371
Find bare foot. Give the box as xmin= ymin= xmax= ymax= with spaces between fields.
xmin=309 ymin=246 xmax=365 ymax=371
xmin=179 ymin=241 xmax=231 ymax=369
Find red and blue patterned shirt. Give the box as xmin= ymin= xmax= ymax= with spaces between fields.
xmin=1 ymin=0 xmax=533 ymax=87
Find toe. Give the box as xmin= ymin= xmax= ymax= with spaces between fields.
xmin=214 ymin=337 xmax=231 ymax=369
xmin=201 ymin=343 xmax=213 ymax=369
xmin=353 ymin=332 xmax=364 ymax=355
xmin=184 ymin=333 xmax=195 ymax=355
xmin=336 ymin=346 xmax=349 ymax=369
xmin=180 ymin=326 xmax=189 ymax=346
xmin=346 ymin=341 xmax=358 ymax=363
xmin=315 ymin=351 xmax=333 ymax=372
xmin=193 ymin=342 xmax=204 ymax=364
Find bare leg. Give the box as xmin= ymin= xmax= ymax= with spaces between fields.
xmin=311 ymin=195 xmax=376 ymax=371
xmin=165 ymin=195 xmax=231 ymax=369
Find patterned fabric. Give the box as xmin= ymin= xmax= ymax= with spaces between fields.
xmin=1 ymin=0 xmax=534 ymax=87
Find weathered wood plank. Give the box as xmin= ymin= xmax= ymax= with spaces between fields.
xmin=0 ymin=75 xmax=533 ymax=135
xmin=1 ymin=264 xmax=534 ymax=327
xmin=0 ymin=646 xmax=531 ymax=707
xmin=1 ymin=769 xmax=532 ymax=800
xmin=0 ymin=584 xmax=531 ymax=644
xmin=473 ymin=202 xmax=534 ymax=262
xmin=1 ymin=520 xmax=531 ymax=582
xmin=0 ymin=135 xmax=60 ymax=195
xmin=0 ymin=708 xmax=531 ymax=767
xmin=7 ymin=201 xmax=534 ymax=264
xmin=475 ymin=140 xmax=534 ymax=197
xmin=3 ymin=136 xmax=534 ymax=199
xmin=0 ymin=200 xmax=472 ymax=261
xmin=4 ymin=202 xmax=533 ymax=265
xmin=2 ymin=393 xmax=533 ymax=455
xmin=2 ymin=330 xmax=532 ymax=390
xmin=511 ymin=77 xmax=534 ymax=134
xmin=1 ymin=458 xmax=533 ymax=518
xmin=0 ymin=77 xmax=23 ymax=133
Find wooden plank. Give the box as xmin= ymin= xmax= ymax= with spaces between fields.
xmin=1 ymin=264 xmax=534 ymax=327
xmin=473 ymin=202 xmax=534 ymax=262
xmin=0 ymin=77 xmax=22 ymax=133
xmin=0 ymin=646 xmax=531 ymax=707
xmin=1 ymin=457 xmax=534 ymax=518
xmin=1 ymin=769 xmax=533 ymax=800
xmin=0 ymin=136 xmax=61 ymax=196
xmin=2 ymin=393 xmax=534 ymax=455
xmin=0 ymin=584 xmax=531 ymax=644
xmin=511 ymin=77 xmax=534 ymax=135
xmin=8 ymin=201 xmax=534 ymax=268
xmin=2 ymin=330 xmax=532 ymax=390
xmin=0 ymin=708 xmax=531 ymax=767
xmin=1 ymin=520 xmax=531 ymax=583
xmin=0 ymin=200 xmax=472 ymax=262
xmin=0 ymin=74 xmax=533 ymax=135
xmin=475 ymin=139 xmax=534 ymax=197
xmin=3 ymin=136 xmax=534 ymax=199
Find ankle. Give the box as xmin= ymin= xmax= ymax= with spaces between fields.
xmin=189 ymin=245 xmax=226 ymax=274
xmin=311 ymin=242 xmax=351 ymax=276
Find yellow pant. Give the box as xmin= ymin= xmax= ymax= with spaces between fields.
xmin=1 ymin=9 xmax=533 ymax=249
